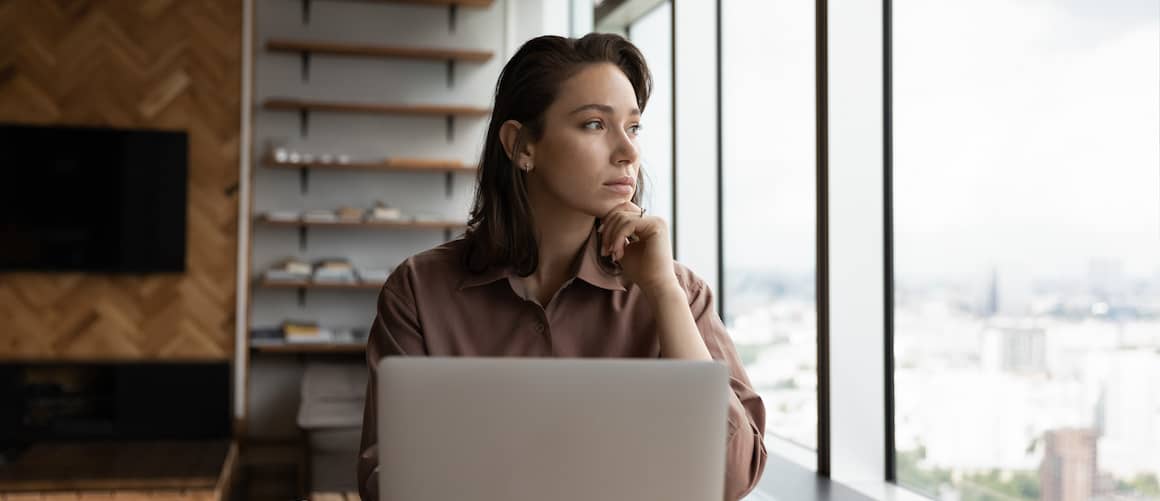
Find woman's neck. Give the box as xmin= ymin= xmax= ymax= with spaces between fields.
xmin=521 ymin=188 xmax=595 ymax=304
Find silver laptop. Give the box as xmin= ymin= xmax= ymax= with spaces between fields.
xmin=377 ymin=357 xmax=730 ymax=501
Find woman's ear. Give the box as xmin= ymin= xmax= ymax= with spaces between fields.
xmin=499 ymin=120 xmax=535 ymax=171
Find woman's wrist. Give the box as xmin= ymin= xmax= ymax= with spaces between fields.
xmin=641 ymin=278 xmax=685 ymax=305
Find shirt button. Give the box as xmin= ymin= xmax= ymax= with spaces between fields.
xmin=535 ymin=322 xmax=545 ymax=333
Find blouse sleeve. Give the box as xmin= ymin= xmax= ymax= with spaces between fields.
xmin=681 ymin=270 xmax=769 ymax=501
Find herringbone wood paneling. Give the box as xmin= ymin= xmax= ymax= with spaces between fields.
xmin=0 ymin=0 xmax=241 ymax=360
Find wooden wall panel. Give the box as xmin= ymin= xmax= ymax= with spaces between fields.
xmin=0 ymin=0 xmax=241 ymax=361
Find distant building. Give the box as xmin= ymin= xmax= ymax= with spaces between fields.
xmin=1088 ymin=258 xmax=1125 ymax=302
xmin=985 ymin=267 xmax=1000 ymax=317
xmin=1040 ymin=428 xmax=1097 ymax=501
xmin=981 ymin=326 xmax=1046 ymax=374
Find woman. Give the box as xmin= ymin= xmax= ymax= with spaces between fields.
xmin=358 ymin=33 xmax=767 ymax=500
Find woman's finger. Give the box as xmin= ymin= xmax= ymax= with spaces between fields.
xmin=603 ymin=212 xmax=631 ymax=258
xmin=603 ymin=201 xmax=642 ymax=222
xmin=608 ymin=214 xmax=640 ymax=261
xmin=599 ymin=211 xmax=625 ymax=256
xmin=601 ymin=211 xmax=630 ymax=256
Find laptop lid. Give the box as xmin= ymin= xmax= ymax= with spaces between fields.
xmin=377 ymin=357 xmax=730 ymax=501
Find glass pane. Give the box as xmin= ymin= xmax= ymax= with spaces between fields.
xmin=628 ymin=2 xmax=674 ymax=225
xmin=723 ymin=0 xmax=818 ymax=450
xmin=893 ymin=1 xmax=1160 ymax=499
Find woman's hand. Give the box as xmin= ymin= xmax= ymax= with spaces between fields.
xmin=598 ymin=201 xmax=679 ymax=294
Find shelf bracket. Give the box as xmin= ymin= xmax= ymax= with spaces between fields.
xmin=297 ymin=287 xmax=306 ymax=307
xmin=298 ymin=167 xmax=310 ymax=194
xmin=445 ymin=171 xmax=454 ymax=197
xmin=445 ymin=115 xmax=454 ymax=142
xmin=448 ymin=4 xmax=458 ymax=32
xmin=298 ymin=225 xmax=308 ymax=252
xmin=446 ymin=60 xmax=455 ymax=88
xmin=300 ymin=51 xmax=311 ymax=82
xmin=299 ymin=108 xmax=310 ymax=138
xmin=302 ymin=0 xmax=311 ymax=24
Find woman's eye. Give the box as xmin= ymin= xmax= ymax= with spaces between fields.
xmin=628 ymin=124 xmax=643 ymax=135
xmin=583 ymin=120 xmax=604 ymax=130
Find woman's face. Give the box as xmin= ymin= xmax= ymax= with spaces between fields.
xmin=525 ymin=63 xmax=642 ymax=218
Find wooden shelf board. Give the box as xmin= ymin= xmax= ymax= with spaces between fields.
xmin=257 ymin=217 xmax=468 ymax=230
xmin=263 ymin=98 xmax=490 ymax=117
xmin=251 ymin=343 xmax=366 ymax=354
xmin=255 ymin=280 xmax=382 ymax=290
xmin=267 ymin=39 xmax=494 ymax=62
xmin=264 ymin=157 xmax=477 ymax=173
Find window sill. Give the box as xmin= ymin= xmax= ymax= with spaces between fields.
xmin=746 ymin=436 xmax=931 ymax=501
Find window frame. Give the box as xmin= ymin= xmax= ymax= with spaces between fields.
xmin=621 ymin=0 xmax=927 ymax=498
xmin=711 ymin=0 xmax=915 ymax=498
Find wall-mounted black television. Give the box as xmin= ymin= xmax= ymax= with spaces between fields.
xmin=0 ymin=123 xmax=188 ymax=273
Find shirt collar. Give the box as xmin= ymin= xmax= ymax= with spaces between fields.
xmin=457 ymin=227 xmax=626 ymax=292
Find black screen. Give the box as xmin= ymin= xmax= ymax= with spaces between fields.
xmin=0 ymin=123 xmax=188 ymax=272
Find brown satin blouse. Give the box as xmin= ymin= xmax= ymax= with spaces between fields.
xmin=358 ymin=229 xmax=767 ymax=500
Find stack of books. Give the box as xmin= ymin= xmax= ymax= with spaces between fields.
xmin=302 ymin=209 xmax=338 ymax=223
xmin=284 ymin=320 xmax=333 ymax=343
xmin=335 ymin=206 xmax=364 ymax=223
xmin=312 ymin=258 xmax=357 ymax=284
xmin=264 ymin=258 xmax=311 ymax=282
xmin=368 ymin=202 xmax=404 ymax=222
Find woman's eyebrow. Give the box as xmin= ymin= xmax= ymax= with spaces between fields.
xmin=568 ymin=103 xmax=641 ymax=116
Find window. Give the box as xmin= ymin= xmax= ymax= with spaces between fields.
xmin=627 ymin=1 xmax=674 ymax=226
xmin=892 ymin=1 xmax=1160 ymax=499
xmin=722 ymin=0 xmax=818 ymax=451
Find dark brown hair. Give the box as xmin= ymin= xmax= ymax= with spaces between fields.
xmin=464 ymin=33 xmax=653 ymax=277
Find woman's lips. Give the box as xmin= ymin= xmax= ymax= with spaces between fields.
xmin=604 ymin=184 xmax=634 ymax=194
xmin=603 ymin=177 xmax=635 ymax=195
xmin=607 ymin=177 xmax=635 ymax=194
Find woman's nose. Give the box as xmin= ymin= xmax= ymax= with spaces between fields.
xmin=613 ymin=131 xmax=639 ymax=166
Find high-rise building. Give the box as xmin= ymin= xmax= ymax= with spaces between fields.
xmin=981 ymin=325 xmax=1046 ymax=374
xmin=985 ymin=267 xmax=1000 ymax=317
xmin=1039 ymin=428 xmax=1097 ymax=501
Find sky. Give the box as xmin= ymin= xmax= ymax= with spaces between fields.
xmin=716 ymin=0 xmax=1159 ymax=282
